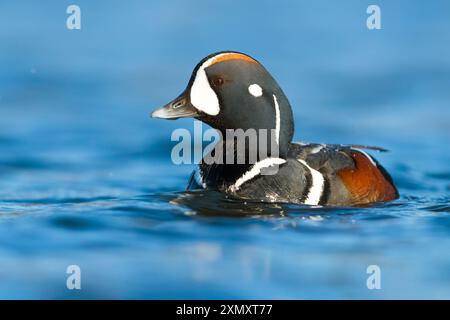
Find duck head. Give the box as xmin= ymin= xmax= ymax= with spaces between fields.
xmin=152 ymin=51 xmax=294 ymax=159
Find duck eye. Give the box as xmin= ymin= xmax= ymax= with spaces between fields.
xmin=212 ymin=77 xmax=224 ymax=86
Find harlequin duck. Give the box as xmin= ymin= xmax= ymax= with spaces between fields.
xmin=151 ymin=51 xmax=399 ymax=206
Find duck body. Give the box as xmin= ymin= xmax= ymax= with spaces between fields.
xmin=190 ymin=142 xmax=398 ymax=206
xmin=152 ymin=51 xmax=399 ymax=206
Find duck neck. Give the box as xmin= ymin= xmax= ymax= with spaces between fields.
xmin=200 ymin=88 xmax=294 ymax=171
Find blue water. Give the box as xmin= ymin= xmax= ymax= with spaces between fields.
xmin=0 ymin=0 xmax=449 ymax=299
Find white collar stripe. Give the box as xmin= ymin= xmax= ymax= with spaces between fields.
xmin=190 ymin=53 xmax=258 ymax=116
xmin=229 ymin=157 xmax=286 ymax=192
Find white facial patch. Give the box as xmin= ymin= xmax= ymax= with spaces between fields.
xmin=190 ymin=52 xmax=257 ymax=116
xmin=248 ymin=84 xmax=263 ymax=97
xmin=190 ymin=66 xmax=220 ymax=116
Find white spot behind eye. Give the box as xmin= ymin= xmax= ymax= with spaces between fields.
xmin=248 ymin=84 xmax=263 ymax=97
xmin=228 ymin=157 xmax=286 ymax=192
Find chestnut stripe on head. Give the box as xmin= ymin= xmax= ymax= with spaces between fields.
xmin=208 ymin=52 xmax=258 ymax=66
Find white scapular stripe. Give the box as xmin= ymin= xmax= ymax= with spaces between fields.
xmin=248 ymin=84 xmax=263 ymax=97
xmin=228 ymin=157 xmax=286 ymax=192
xmin=310 ymin=144 xmax=324 ymax=154
xmin=297 ymin=159 xmax=324 ymax=205
xmin=272 ymin=94 xmax=281 ymax=145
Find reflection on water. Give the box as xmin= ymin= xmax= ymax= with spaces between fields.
xmin=0 ymin=0 xmax=450 ymax=298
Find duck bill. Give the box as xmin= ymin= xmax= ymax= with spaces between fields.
xmin=151 ymin=92 xmax=199 ymax=120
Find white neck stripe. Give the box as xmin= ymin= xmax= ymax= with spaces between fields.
xmin=272 ymin=94 xmax=281 ymax=145
xmin=228 ymin=157 xmax=286 ymax=192
xmin=298 ymin=159 xmax=324 ymax=205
